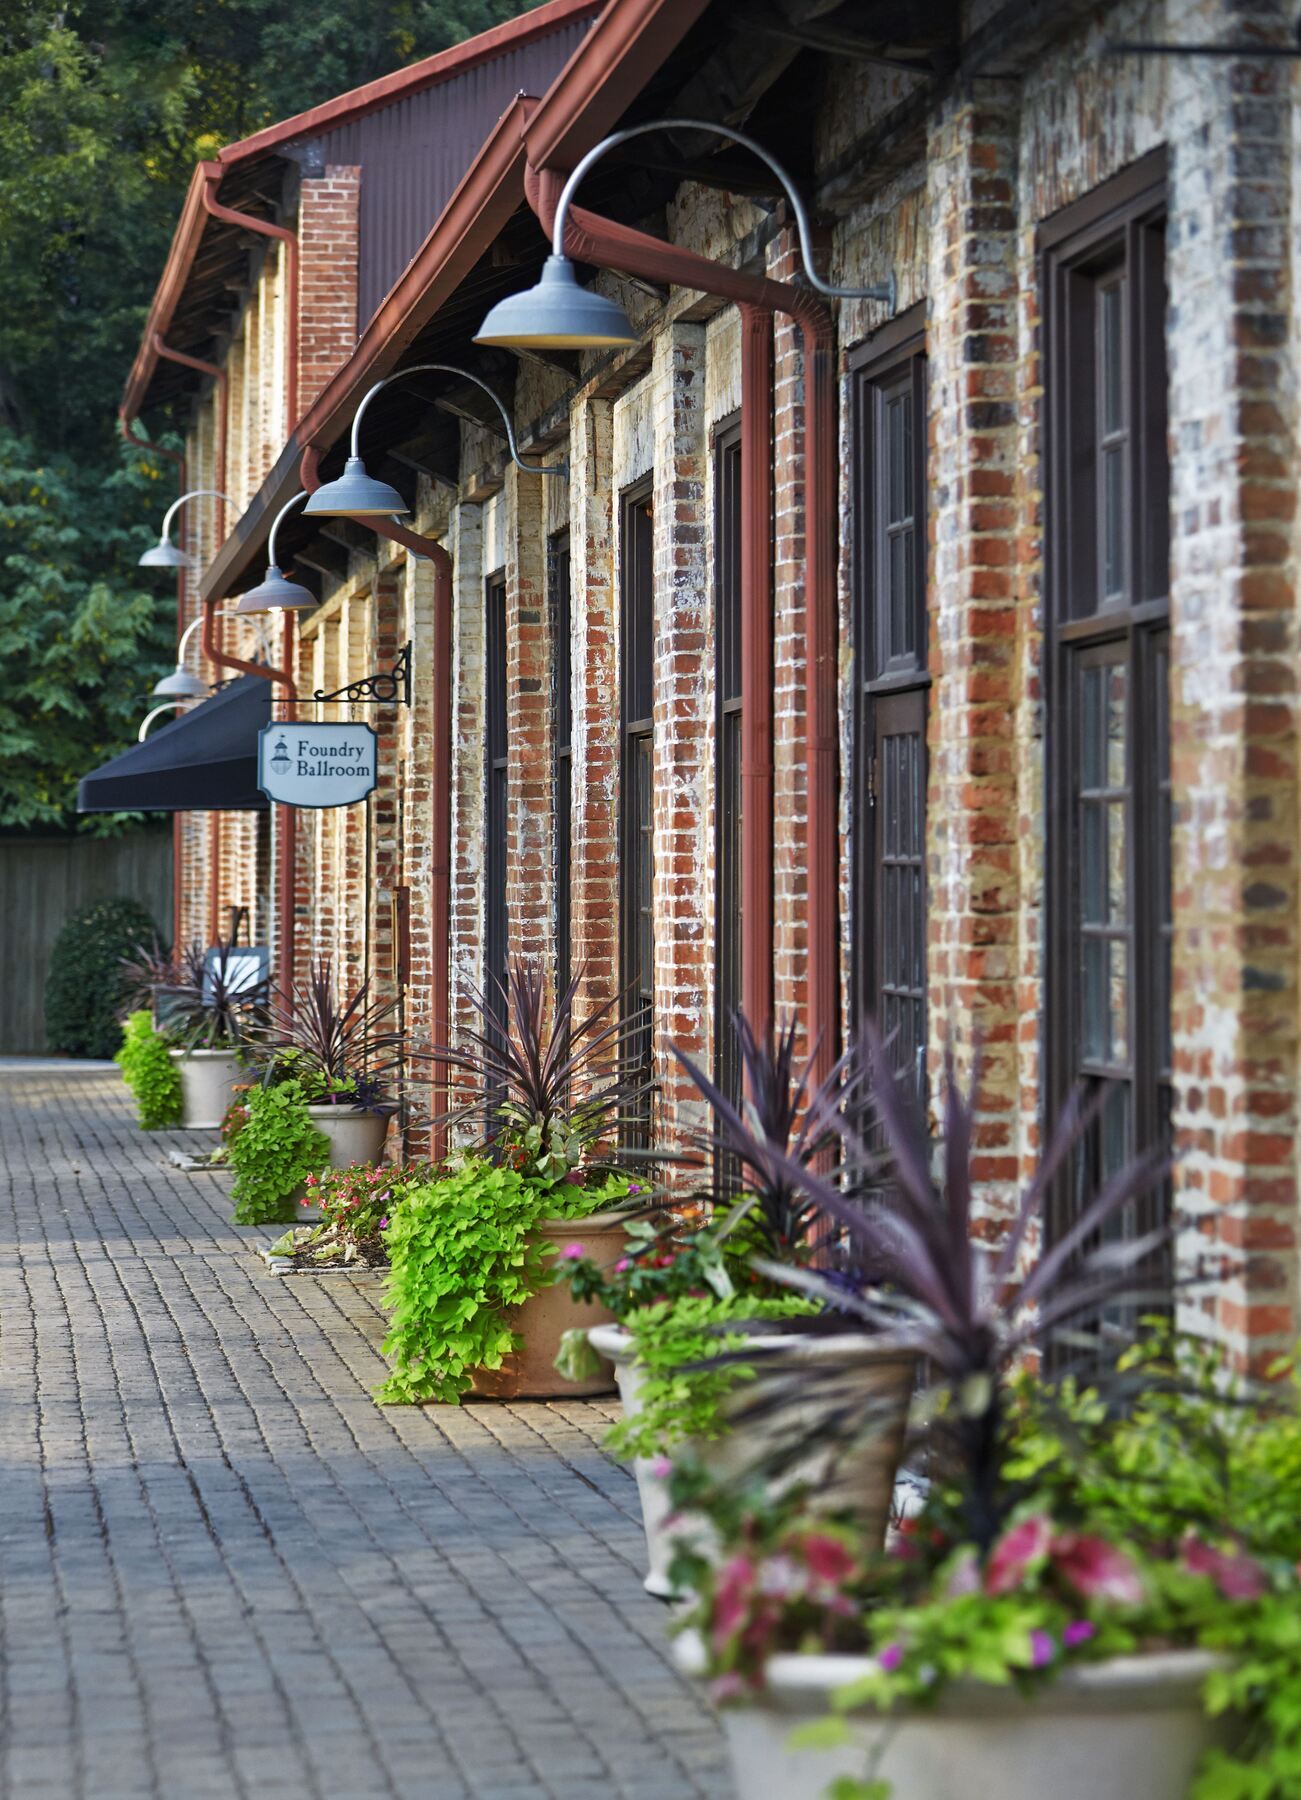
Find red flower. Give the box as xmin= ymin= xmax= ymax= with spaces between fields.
xmin=1052 ymin=1534 xmax=1144 ymax=1606
xmin=1182 ymin=1535 xmax=1268 ymax=1601
xmin=802 ymin=1533 xmax=856 ymax=1587
xmin=985 ymin=1514 xmax=1054 ymax=1595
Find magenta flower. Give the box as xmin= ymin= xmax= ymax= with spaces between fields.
xmin=803 ymin=1533 xmax=856 ymax=1587
xmin=711 ymin=1556 xmax=756 ymax=1651
xmin=649 ymin=1455 xmax=672 ymax=1479
xmin=985 ymin=1514 xmax=1054 ymax=1595
xmin=1052 ymin=1534 xmax=1144 ymax=1606
xmin=1182 ymin=1535 xmax=1268 ymax=1600
xmin=560 ymin=1242 xmax=586 ymax=1261
xmin=1029 ymin=1629 xmax=1055 ymax=1669
xmin=379 ymin=1217 xmax=389 ymax=1230
xmin=877 ymin=1642 xmax=904 ymax=1673
xmin=614 ymin=1257 xmax=631 ymax=1272
xmin=1062 ymin=1620 xmax=1096 ymax=1650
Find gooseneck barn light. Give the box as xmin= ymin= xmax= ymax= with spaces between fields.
xmin=235 ymin=491 xmax=317 ymax=612
xmin=138 ymin=488 xmax=233 ymax=568
xmin=149 ymin=606 xmax=261 ymax=703
xmin=137 ymin=702 xmax=188 ymax=741
xmin=304 ymin=364 xmax=567 ymax=518
xmin=475 ymin=118 xmax=896 ymax=350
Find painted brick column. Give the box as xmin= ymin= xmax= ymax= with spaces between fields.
xmin=369 ymin=576 xmax=401 ymax=1015
xmin=449 ymin=502 xmax=485 ymax=1055
xmin=505 ymin=462 xmax=554 ymax=984
xmin=340 ymin=592 xmax=369 ymax=991
xmin=297 ymin=167 xmax=360 ymax=415
xmin=1167 ymin=13 xmax=1299 ymax=1367
xmin=925 ymin=89 xmax=1023 ymax=1224
xmin=651 ymin=322 xmax=710 ymax=1146
xmin=567 ymin=397 xmax=619 ymax=1027
xmin=398 ymin=546 xmax=439 ymax=1153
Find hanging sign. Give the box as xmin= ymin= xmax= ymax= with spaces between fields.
xmin=258 ymin=722 xmax=378 ymax=808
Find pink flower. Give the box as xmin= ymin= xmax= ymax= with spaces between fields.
xmin=802 ymin=1533 xmax=856 ymax=1587
xmin=712 ymin=1556 xmax=756 ymax=1652
xmin=1052 ymin=1534 xmax=1144 ymax=1607
xmin=1030 ymin=1629 xmax=1055 ymax=1669
xmin=709 ymin=1672 xmax=746 ymax=1705
xmin=649 ymin=1455 xmax=672 ymax=1479
xmin=944 ymin=1548 xmax=981 ymax=1598
xmin=1182 ymin=1535 xmax=1268 ymax=1601
xmin=379 ymin=1217 xmax=389 ymax=1230
xmin=560 ymin=1243 xmax=586 ymax=1261
xmin=985 ymin=1514 xmax=1054 ymax=1595
xmin=614 ymin=1257 xmax=631 ymax=1272
xmin=877 ymin=1642 xmax=904 ymax=1673
xmin=1062 ymin=1620 xmax=1096 ymax=1650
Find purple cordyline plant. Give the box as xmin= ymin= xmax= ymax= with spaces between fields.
xmin=257 ymin=956 xmax=404 ymax=1102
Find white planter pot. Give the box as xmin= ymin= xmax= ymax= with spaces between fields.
xmin=681 ymin=1641 xmax=1231 ymax=1800
xmin=591 ymin=1323 xmax=912 ymax=1600
xmin=305 ymin=1105 xmax=391 ymax=1170
xmin=169 ymin=1048 xmax=246 ymax=1131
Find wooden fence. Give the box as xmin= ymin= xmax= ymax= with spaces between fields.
xmin=0 ymin=830 xmax=173 ymax=1054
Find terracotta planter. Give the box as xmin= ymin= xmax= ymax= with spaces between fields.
xmin=469 ymin=1212 xmax=629 ymax=1401
xmin=678 ymin=1641 xmax=1231 ymax=1800
xmin=170 ymin=1047 xmax=245 ymax=1130
xmin=592 ymin=1322 xmax=913 ymax=1598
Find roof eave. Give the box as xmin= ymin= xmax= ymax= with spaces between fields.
xmin=119 ymin=162 xmax=221 ymax=424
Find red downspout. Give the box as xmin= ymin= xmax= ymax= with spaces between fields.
xmin=300 ymin=448 xmax=453 ymax=1157
xmin=201 ymin=172 xmax=300 ymax=425
xmin=120 ymin=412 xmax=188 ymax=952
xmin=527 ymin=168 xmax=836 ymax=1081
xmin=153 ymin=336 xmax=231 ymax=944
xmin=201 ymin=601 xmax=297 ymax=982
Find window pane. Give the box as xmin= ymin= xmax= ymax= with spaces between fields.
xmin=1101 ymin=446 xmax=1125 ymax=599
xmin=1100 ymin=282 xmax=1124 ymax=436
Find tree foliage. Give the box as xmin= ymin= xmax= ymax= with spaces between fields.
xmin=0 ymin=0 xmax=542 ymax=827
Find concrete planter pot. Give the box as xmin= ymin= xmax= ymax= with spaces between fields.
xmin=169 ymin=1048 xmax=245 ymax=1130
xmin=469 ymin=1212 xmax=629 ymax=1401
xmin=681 ymin=1642 xmax=1230 ymax=1800
xmin=591 ymin=1323 xmax=913 ymax=1598
xmin=305 ymin=1104 xmax=391 ymax=1171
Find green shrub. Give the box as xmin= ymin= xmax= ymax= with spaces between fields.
xmin=227 ymin=1079 xmax=330 ymax=1227
xmin=115 ymin=1009 xmax=182 ymax=1129
xmin=45 ymin=896 xmax=161 ymax=1058
xmin=376 ymin=1159 xmax=630 ymax=1406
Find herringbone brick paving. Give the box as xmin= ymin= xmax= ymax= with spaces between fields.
xmin=0 ymin=1064 xmax=729 ymax=1799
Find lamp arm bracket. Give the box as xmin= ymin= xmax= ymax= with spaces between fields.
xmin=138 ymin=702 xmax=186 ymax=742
xmin=160 ymin=487 xmax=235 ymax=539
xmin=351 ymin=365 xmax=568 ymax=479
xmin=267 ymin=489 xmax=309 ymax=569
xmin=312 ymin=640 xmax=412 ymax=708
xmin=554 ymin=118 xmax=895 ymax=307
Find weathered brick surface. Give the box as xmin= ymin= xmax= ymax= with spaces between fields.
xmin=0 ymin=1063 xmax=729 ymax=1798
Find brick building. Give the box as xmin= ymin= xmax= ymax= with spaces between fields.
xmin=120 ymin=0 xmax=1301 ymax=1370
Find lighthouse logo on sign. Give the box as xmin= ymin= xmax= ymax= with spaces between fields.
xmin=258 ymin=722 xmax=379 ymax=808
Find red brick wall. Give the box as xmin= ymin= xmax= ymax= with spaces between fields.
xmin=298 ymin=166 xmax=361 ymax=417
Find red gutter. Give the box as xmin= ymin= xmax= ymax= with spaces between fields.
xmin=527 ymin=168 xmax=838 ymax=1086
xmin=119 ymin=168 xmax=208 ymax=427
xmin=202 ymin=169 xmax=299 ymax=424
xmin=201 ymin=601 xmax=298 ymax=988
xmin=299 ymin=449 xmax=452 ymax=1158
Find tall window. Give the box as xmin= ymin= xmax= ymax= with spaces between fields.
xmin=550 ymin=531 xmax=573 ymax=1003
xmin=1043 ymin=154 xmax=1170 ymax=1266
xmin=714 ymin=421 xmax=743 ymax=1137
xmin=620 ymin=482 xmax=655 ymax=1146
xmin=852 ymin=320 xmax=928 ymax=1105
xmin=484 ymin=570 xmax=508 ymax=1041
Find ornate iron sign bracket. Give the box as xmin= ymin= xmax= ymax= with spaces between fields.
xmin=313 ymin=640 xmax=412 ymax=707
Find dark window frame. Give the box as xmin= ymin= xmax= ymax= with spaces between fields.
xmin=484 ymin=567 xmax=509 ymax=1042
xmin=850 ymin=310 xmax=929 ymax=1107
xmin=549 ymin=530 xmax=573 ymax=1005
xmin=620 ymin=479 xmax=656 ymax=1147
xmin=1042 ymin=153 xmax=1171 ymax=1267
xmin=713 ymin=414 xmax=744 ymax=1154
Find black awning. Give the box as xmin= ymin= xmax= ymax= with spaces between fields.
xmin=77 ymin=675 xmax=273 ymax=814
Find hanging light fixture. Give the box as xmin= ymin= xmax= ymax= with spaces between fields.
xmin=234 ymin=491 xmax=318 ymax=612
xmin=149 ymin=606 xmax=247 ymax=701
xmin=474 ymin=118 xmax=895 ymax=350
xmin=304 ymin=363 xmax=567 ymax=518
xmin=138 ymin=487 xmax=233 ymax=568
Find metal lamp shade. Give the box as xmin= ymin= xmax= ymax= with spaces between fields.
xmin=235 ymin=566 xmax=318 ymax=612
xmin=302 ymin=457 xmax=409 ymax=517
xmin=151 ymin=666 xmax=209 ymax=702
xmin=138 ymin=537 xmax=194 ymax=569
xmin=474 ymin=255 xmax=638 ymax=350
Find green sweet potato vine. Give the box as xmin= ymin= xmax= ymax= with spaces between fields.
xmin=228 ymin=1079 xmax=330 ymax=1227
xmin=116 ymin=1008 xmax=183 ymax=1130
xmin=375 ymin=1159 xmax=629 ymax=1405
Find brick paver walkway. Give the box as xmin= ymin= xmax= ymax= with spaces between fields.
xmin=0 ymin=1065 xmax=729 ymax=1799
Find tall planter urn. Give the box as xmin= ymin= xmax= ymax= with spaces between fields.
xmin=470 ymin=1213 xmax=628 ymax=1401
xmin=680 ymin=1643 xmax=1231 ymax=1800
xmin=169 ymin=1048 xmax=245 ymax=1131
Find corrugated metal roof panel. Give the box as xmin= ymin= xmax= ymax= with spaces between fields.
xmin=321 ymin=18 xmax=592 ymax=329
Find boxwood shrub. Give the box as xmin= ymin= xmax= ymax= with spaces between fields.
xmin=45 ymin=896 xmax=162 ymax=1059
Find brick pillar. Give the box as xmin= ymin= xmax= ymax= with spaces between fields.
xmin=650 ymin=322 xmax=710 ymax=1147
xmin=505 ymin=462 xmax=554 ymax=984
xmin=449 ymin=502 xmax=485 ymax=1053
xmin=297 ymin=166 xmax=360 ymax=416
xmin=568 ymin=397 xmax=619 ymax=1025
xmin=399 ymin=547 xmax=439 ymax=1152
xmin=370 ymin=577 xmax=401 ymax=1014
xmin=925 ymin=90 xmax=1023 ymax=1225
xmin=340 ymin=592 xmax=369 ymax=993
xmin=1167 ymin=13 xmax=1299 ymax=1368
